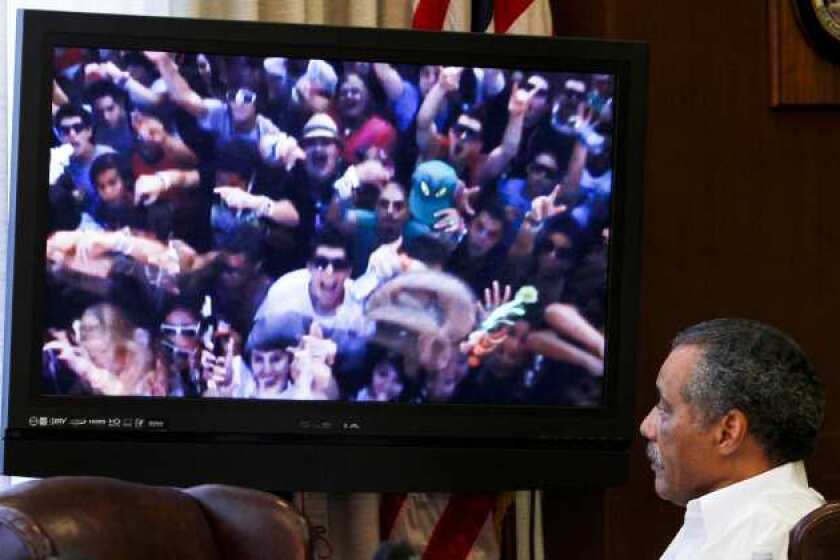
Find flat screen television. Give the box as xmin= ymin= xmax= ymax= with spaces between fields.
xmin=1 ymin=9 xmax=647 ymax=491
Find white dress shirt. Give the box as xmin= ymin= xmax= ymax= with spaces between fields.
xmin=661 ymin=461 xmax=824 ymax=560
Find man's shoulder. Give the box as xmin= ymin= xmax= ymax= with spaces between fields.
xmin=701 ymin=485 xmax=824 ymax=559
xmin=268 ymin=268 xmax=310 ymax=291
xmin=261 ymin=269 xmax=311 ymax=310
xmin=742 ymin=486 xmax=825 ymax=527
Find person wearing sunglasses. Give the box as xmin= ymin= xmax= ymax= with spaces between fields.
xmin=416 ymin=68 xmax=535 ymax=187
xmin=533 ymin=215 xmax=588 ymax=307
xmin=144 ymin=51 xmax=300 ymax=169
xmin=327 ymin=180 xmax=426 ymax=277
xmin=498 ymin=150 xmax=562 ymax=239
xmin=51 ymin=104 xmax=116 ymax=211
xmin=252 ymin=228 xmax=367 ymax=352
xmin=158 ymin=304 xmax=204 ymax=397
xmin=509 ymin=73 xmax=575 ymax=179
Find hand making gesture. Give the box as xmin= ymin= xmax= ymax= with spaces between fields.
xmin=525 ymin=183 xmax=567 ymax=227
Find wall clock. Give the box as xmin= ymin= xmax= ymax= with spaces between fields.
xmin=792 ymin=0 xmax=840 ymax=61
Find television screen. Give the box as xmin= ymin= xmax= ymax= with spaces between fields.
xmin=3 ymin=10 xmax=646 ymax=491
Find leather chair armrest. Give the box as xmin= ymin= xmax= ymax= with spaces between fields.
xmin=187 ymin=485 xmax=310 ymax=560
xmin=789 ymin=501 xmax=840 ymax=560
xmin=0 ymin=505 xmax=53 ymax=560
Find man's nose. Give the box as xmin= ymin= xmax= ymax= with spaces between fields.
xmin=640 ymin=407 xmax=657 ymax=440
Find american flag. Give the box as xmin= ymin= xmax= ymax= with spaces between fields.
xmin=412 ymin=0 xmax=553 ymax=35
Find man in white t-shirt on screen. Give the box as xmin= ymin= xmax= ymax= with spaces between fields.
xmin=641 ymin=318 xmax=825 ymax=560
xmin=251 ymin=228 xmax=368 ymax=348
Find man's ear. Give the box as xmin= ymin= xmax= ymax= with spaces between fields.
xmin=715 ymin=409 xmax=749 ymax=456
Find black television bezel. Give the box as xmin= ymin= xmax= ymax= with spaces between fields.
xmin=2 ymin=9 xmax=646 ymax=491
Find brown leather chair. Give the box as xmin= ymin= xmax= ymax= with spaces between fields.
xmin=0 ymin=476 xmax=310 ymax=560
xmin=789 ymin=501 xmax=840 ymax=560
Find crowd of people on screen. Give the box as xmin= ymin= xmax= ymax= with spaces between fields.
xmin=44 ymin=47 xmax=614 ymax=406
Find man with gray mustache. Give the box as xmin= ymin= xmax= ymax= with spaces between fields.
xmin=640 ymin=319 xmax=825 ymax=560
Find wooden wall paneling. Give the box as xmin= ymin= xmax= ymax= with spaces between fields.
xmin=769 ymin=0 xmax=840 ymax=106
xmin=546 ymin=1 xmax=840 ymax=558
xmin=542 ymin=488 xmax=606 ymax=560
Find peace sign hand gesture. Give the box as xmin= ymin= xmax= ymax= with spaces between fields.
xmin=525 ymin=184 xmax=567 ymax=227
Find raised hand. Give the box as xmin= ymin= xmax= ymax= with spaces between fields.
xmin=367 ymin=236 xmax=404 ymax=280
xmin=297 ymin=322 xmax=337 ymax=367
xmin=143 ymin=51 xmax=171 ymax=66
xmin=355 ymin=159 xmax=393 ymax=186
xmin=507 ymin=82 xmax=539 ymax=117
xmin=44 ymin=332 xmax=127 ymax=394
xmin=289 ymin=322 xmax=337 ymax=398
xmin=202 ymin=331 xmax=239 ymax=393
xmin=455 ymin=181 xmax=480 ymax=217
xmin=44 ymin=333 xmax=89 ymax=375
xmin=433 ymin=207 xmax=465 ymax=234
xmin=439 ymin=66 xmax=463 ymax=92
xmin=200 ymin=350 xmax=227 ymax=392
xmin=525 ymin=183 xmax=567 ymax=226
xmin=477 ymin=281 xmax=513 ymax=322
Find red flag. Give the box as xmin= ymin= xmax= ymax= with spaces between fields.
xmin=412 ymin=0 xmax=453 ymax=30
xmin=494 ymin=0 xmax=540 ymax=33
xmin=411 ymin=0 xmax=553 ymax=35
xmin=381 ymin=492 xmax=510 ymax=560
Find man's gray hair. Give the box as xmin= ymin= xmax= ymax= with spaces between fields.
xmin=673 ymin=318 xmax=824 ymax=464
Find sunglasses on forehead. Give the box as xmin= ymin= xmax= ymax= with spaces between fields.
xmin=160 ymin=322 xmax=201 ymax=338
xmin=57 ymin=122 xmax=87 ymax=135
xmin=311 ymin=255 xmax=351 ymax=271
xmin=226 ymin=88 xmax=257 ymax=105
